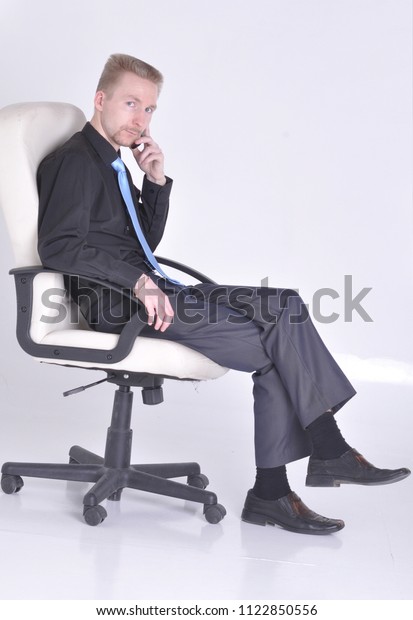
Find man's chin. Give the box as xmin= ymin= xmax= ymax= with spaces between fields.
xmin=125 ymin=129 xmax=141 ymax=146
xmin=113 ymin=133 xmax=138 ymax=149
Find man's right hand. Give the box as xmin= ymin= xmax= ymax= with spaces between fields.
xmin=134 ymin=274 xmax=174 ymax=332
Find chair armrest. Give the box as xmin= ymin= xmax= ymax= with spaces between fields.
xmin=10 ymin=260 xmax=217 ymax=365
xmin=10 ymin=266 xmax=146 ymax=364
xmin=155 ymin=256 xmax=217 ymax=284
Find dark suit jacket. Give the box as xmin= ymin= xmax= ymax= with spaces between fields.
xmin=37 ymin=122 xmax=173 ymax=291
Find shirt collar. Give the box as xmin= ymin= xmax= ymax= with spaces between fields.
xmin=82 ymin=122 xmax=119 ymax=166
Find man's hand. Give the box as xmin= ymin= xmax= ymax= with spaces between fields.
xmin=132 ymin=126 xmax=166 ymax=186
xmin=134 ymin=274 xmax=174 ymax=332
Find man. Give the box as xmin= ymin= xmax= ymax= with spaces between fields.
xmin=37 ymin=54 xmax=410 ymax=535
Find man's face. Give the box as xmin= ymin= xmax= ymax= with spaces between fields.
xmin=94 ymin=71 xmax=159 ymax=149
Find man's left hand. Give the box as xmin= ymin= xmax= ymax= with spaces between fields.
xmin=132 ymin=127 xmax=166 ymax=186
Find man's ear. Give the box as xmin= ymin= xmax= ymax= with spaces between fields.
xmin=94 ymin=90 xmax=105 ymax=111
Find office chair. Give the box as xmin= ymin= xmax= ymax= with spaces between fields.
xmin=0 ymin=102 xmax=228 ymax=526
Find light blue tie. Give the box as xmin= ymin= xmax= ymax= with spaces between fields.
xmin=111 ymin=157 xmax=182 ymax=285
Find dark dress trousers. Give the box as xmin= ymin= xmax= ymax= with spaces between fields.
xmin=37 ymin=123 xmax=356 ymax=468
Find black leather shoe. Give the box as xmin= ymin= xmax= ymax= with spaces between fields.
xmin=241 ymin=490 xmax=344 ymax=535
xmin=306 ymin=449 xmax=411 ymax=487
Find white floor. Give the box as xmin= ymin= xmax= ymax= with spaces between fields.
xmin=0 ymin=361 xmax=412 ymax=601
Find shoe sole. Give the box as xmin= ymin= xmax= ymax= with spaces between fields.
xmin=306 ymin=470 xmax=411 ymax=487
xmin=241 ymin=508 xmax=344 ymax=535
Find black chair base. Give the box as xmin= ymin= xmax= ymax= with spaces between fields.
xmin=1 ymin=384 xmax=226 ymax=526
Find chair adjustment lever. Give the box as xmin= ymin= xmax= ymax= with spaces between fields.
xmin=63 ymin=375 xmax=115 ymax=397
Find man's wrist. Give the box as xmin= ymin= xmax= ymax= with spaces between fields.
xmin=146 ymin=173 xmax=167 ymax=186
xmin=134 ymin=273 xmax=149 ymax=296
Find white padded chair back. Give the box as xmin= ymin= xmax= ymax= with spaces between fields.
xmin=0 ymin=102 xmax=88 ymax=341
xmin=0 ymin=102 xmax=86 ymax=267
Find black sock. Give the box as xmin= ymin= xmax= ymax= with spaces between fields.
xmin=253 ymin=465 xmax=291 ymax=500
xmin=307 ymin=412 xmax=351 ymax=460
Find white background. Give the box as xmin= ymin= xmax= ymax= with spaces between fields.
xmin=1 ymin=0 xmax=412 ymax=366
xmin=0 ymin=0 xmax=412 ymax=602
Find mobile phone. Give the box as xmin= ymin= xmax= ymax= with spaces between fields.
xmin=131 ymin=132 xmax=145 ymax=150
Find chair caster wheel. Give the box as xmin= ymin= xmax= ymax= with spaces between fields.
xmin=1 ymin=474 xmax=24 ymax=494
xmin=187 ymin=473 xmax=209 ymax=489
xmin=83 ymin=505 xmax=107 ymax=526
xmin=204 ymin=503 xmax=226 ymax=524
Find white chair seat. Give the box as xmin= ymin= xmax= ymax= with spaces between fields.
xmin=39 ymin=329 xmax=227 ymax=380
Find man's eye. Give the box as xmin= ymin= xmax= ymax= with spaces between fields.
xmin=127 ymin=102 xmax=136 ymax=108
xmin=145 ymin=107 xmax=154 ymax=114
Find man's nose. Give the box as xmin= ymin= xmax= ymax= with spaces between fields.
xmin=132 ymin=110 xmax=146 ymax=128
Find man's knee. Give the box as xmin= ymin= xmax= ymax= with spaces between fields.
xmin=279 ymin=289 xmax=309 ymax=324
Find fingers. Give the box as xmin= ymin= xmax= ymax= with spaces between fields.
xmin=153 ymin=311 xmax=173 ymax=332
xmin=134 ymin=133 xmax=157 ymax=151
xmin=132 ymin=134 xmax=165 ymax=183
xmin=135 ymin=140 xmax=163 ymax=165
xmin=134 ymin=276 xmax=174 ymax=332
xmin=146 ymin=296 xmax=174 ymax=332
xmin=156 ymin=295 xmax=174 ymax=332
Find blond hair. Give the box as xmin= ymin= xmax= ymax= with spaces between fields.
xmin=96 ymin=53 xmax=163 ymax=94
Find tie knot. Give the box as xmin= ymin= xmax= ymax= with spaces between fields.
xmin=111 ymin=157 xmax=126 ymax=173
